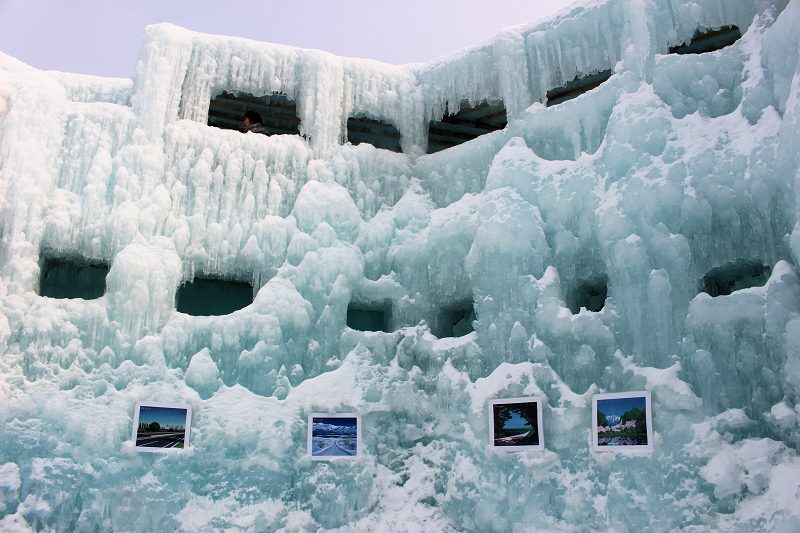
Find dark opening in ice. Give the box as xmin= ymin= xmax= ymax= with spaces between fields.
xmin=669 ymin=25 xmax=741 ymax=55
xmin=207 ymin=91 xmax=300 ymax=135
xmin=566 ymin=275 xmax=608 ymax=314
xmin=347 ymin=302 xmax=391 ymax=332
xmin=427 ymin=99 xmax=507 ymax=154
xmin=346 ymin=116 xmax=402 ymax=153
xmin=39 ymin=258 xmax=109 ymax=300
xmin=438 ymin=303 xmax=476 ymax=338
xmin=176 ymin=277 xmax=254 ymax=316
xmin=701 ymin=260 xmax=769 ymax=297
xmin=546 ymin=69 xmax=613 ymax=107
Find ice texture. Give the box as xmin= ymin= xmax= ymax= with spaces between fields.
xmin=2 ymin=0 xmax=800 ymax=531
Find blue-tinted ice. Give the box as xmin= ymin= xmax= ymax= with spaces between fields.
xmin=1 ymin=0 xmax=800 ymax=530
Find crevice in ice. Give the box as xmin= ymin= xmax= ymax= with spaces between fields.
xmin=346 ymin=301 xmax=392 ymax=332
xmin=669 ymin=26 xmax=742 ymax=56
xmin=175 ymin=276 xmax=254 ymax=316
xmin=207 ymin=91 xmax=300 ymax=135
xmin=546 ymin=69 xmax=613 ymax=107
xmin=700 ymin=259 xmax=770 ymax=297
xmin=436 ymin=301 xmax=476 ymax=338
xmin=566 ymin=274 xmax=609 ymax=314
xmin=426 ymin=99 xmax=507 ymax=154
xmin=345 ymin=116 xmax=402 ymax=153
xmin=39 ymin=257 xmax=109 ymax=300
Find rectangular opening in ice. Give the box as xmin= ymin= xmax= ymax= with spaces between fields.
xmin=700 ymin=260 xmax=770 ymax=298
xmin=669 ymin=26 xmax=742 ymax=55
xmin=345 ymin=116 xmax=402 ymax=153
xmin=175 ymin=277 xmax=254 ymax=316
xmin=437 ymin=302 xmax=476 ymax=338
xmin=566 ymin=274 xmax=608 ymax=314
xmin=207 ymin=91 xmax=300 ymax=135
xmin=427 ymin=99 xmax=507 ymax=154
xmin=346 ymin=301 xmax=392 ymax=332
xmin=546 ymin=69 xmax=613 ymax=107
xmin=39 ymin=258 xmax=110 ymax=300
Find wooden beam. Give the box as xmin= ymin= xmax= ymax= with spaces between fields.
xmin=209 ymin=100 xmax=300 ymax=123
xmin=215 ymin=91 xmax=297 ymax=112
xmin=454 ymin=101 xmax=490 ymax=116
xmin=546 ymin=69 xmax=612 ymax=107
xmin=346 ymin=123 xmax=401 ymax=140
xmin=433 ymin=116 xmax=501 ymax=132
xmin=669 ymin=25 xmax=741 ymax=55
xmin=209 ymin=114 xmax=299 ymax=135
xmin=476 ymin=110 xmax=508 ymax=123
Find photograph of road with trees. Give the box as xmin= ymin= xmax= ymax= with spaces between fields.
xmin=136 ymin=406 xmax=188 ymax=449
xmin=596 ymin=396 xmax=648 ymax=446
xmin=492 ymin=401 xmax=539 ymax=447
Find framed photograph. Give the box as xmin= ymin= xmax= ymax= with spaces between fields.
xmin=132 ymin=401 xmax=192 ymax=453
xmin=592 ymin=391 xmax=653 ymax=452
xmin=488 ymin=396 xmax=545 ymax=451
xmin=307 ymin=413 xmax=361 ymax=460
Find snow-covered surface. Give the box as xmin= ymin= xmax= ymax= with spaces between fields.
xmin=2 ymin=0 xmax=800 ymax=530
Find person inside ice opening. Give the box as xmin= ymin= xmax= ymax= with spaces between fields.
xmin=242 ymin=110 xmax=269 ymax=135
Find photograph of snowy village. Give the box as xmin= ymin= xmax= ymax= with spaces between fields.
xmin=489 ymin=397 xmax=543 ymax=450
xmin=134 ymin=404 xmax=190 ymax=450
xmin=593 ymin=393 xmax=651 ymax=449
xmin=308 ymin=415 xmax=360 ymax=459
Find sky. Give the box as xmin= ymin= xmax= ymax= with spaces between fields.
xmin=596 ymin=396 xmax=647 ymax=419
xmin=502 ymin=411 xmax=528 ymax=429
xmin=138 ymin=406 xmax=188 ymax=429
xmin=313 ymin=418 xmax=358 ymax=435
xmin=0 ymin=0 xmax=577 ymax=79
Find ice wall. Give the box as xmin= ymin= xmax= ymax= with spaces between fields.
xmin=1 ymin=0 xmax=800 ymax=531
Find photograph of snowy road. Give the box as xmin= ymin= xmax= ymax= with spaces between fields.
xmin=309 ymin=416 xmax=359 ymax=458
xmin=311 ymin=436 xmax=357 ymax=456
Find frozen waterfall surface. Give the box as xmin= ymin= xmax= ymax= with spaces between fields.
xmin=2 ymin=0 xmax=800 ymax=531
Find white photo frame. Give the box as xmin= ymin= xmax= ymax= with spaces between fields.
xmin=132 ymin=401 xmax=192 ymax=453
xmin=488 ymin=396 xmax=545 ymax=451
xmin=307 ymin=413 xmax=361 ymax=460
xmin=592 ymin=391 xmax=653 ymax=452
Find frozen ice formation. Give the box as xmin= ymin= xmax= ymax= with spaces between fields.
xmin=2 ymin=0 xmax=800 ymax=530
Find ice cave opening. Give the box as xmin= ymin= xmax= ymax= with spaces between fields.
xmin=345 ymin=116 xmax=403 ymax=153
xmin=566 ymin=274 xmax=609 ymax=314
xmin=175 ymin=277 xmax=254 ymax=316
xmin=207 ymin=91 xmax=300 ymax=135
xmin=347 ymin=301 xmax=392 ymax=333
xmin=426 ymin=99 xmax=507 ymax=153
xmin=700 ymin=259 xmax=771 ymax=297
xmin=437 ymin=302 xmax=477 ymax=338
xmin=38 ymin=257 xmax=110 ymax=300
